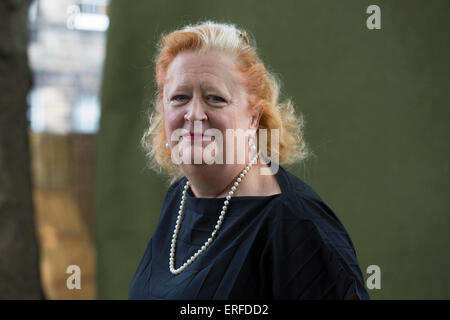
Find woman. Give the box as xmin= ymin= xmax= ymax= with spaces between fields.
xmin=129 ymin=21 xmax=370 ymax=300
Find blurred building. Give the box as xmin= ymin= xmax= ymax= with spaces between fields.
xmin=27 ymin=0 xmax=110 ymax=300
xmin=28 ymin=0 xmax=108 ymax=134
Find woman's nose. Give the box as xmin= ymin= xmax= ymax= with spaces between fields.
xmin=184 ymin=96 xmax=207 ymax=122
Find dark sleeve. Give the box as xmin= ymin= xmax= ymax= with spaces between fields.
xmin=260 ymin=198 xmax=370 ymax=300
xmin=128 ymin=237 xmax=153 ymax=299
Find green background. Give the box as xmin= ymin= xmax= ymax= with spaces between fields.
xmin=95 ymin=0 xmax=450 ymax=299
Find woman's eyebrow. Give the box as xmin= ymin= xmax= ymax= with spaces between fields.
xmin=201 ymin=81 xmax=232 ymax=94
xmin=171 ymin=83 xmax=231 ymax=96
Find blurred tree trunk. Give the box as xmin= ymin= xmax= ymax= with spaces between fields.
xmin=0 ymin=0 xmax=45 ymax=299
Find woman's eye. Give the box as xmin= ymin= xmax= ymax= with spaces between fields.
xmin=171 ymin=95 xmax=188 ymax=102
xmin=208 ymin=96 xmax=226 ymax=103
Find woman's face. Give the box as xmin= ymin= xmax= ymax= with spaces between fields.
xmin=162 ymin=50 xmax=259 ymax=165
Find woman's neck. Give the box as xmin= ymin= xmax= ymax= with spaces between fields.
xmin=181 ymin=161 xmax=280 ymax=198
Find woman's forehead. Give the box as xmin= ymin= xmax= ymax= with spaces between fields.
xmin=165 ymin=51 xmax=244 ymax=87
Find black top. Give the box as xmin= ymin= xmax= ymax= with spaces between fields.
xmin=129 ymin=165 xmax=370 ymax=300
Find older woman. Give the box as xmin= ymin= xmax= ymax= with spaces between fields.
xmin=129 ymin=21 xmax=370 ymax=300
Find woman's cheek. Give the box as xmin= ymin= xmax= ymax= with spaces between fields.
xmin=165 ymin=109 xmax=183 ymax=136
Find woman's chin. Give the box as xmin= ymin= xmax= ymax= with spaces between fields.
xmin=178 ymin=147 xmax=209 ymax=165
xmin=175 ymin=142 xmax=220 ymax=165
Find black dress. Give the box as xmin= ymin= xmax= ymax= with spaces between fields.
xmin=129 ymin=165 xmax=370 ymax=299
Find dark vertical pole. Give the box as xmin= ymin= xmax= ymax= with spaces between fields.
xmin=0 ymin=0 xmax=45 ymax=299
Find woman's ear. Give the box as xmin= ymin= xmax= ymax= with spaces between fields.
xmin=249 ymin=104 xmax=263 ymax=131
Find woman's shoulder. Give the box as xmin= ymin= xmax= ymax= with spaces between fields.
xmin=262 ymin=167 xmax=370 ymax=299
xmin=267 ymin=166 xmax=358 ymax=252
xmin=167 ymin=176 xmax=187 ymax=192
xmin=271 ymin=167 xmax=342 ymax=222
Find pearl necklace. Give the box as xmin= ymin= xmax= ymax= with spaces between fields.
xmin=169 ymin=153 xmax=259 ymax=275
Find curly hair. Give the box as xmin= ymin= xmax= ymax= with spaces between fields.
xmin=141 ymin=20 xmax=311 ymax=181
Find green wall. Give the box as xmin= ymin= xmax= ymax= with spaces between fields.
xmin=96 ymin=0 xmax=450 ymax=299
